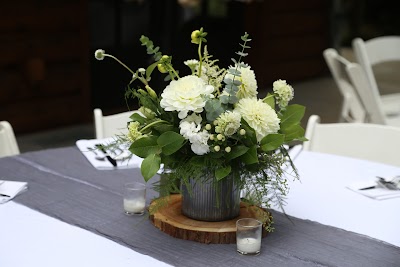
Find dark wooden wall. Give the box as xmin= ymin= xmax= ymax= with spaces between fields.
xmin=0 ymin=1 xmax=91 ymax=134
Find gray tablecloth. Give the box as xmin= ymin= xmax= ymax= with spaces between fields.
xmin=1 ymin=147 xmax=399 ymax=267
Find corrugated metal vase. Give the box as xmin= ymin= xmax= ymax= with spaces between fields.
xmin=181 ymin=174 xmax=240 ymax=222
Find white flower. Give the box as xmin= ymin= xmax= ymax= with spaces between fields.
xmin=138 ymin=68 xmax=146 ymax=73
xmin=214 ymin=111 xmax=241 ymax=136
xmin=273 ymin=79 xmax=294 ymax=109
xmin=184 ymin=59 xmax=199 ymax=67
xmin=179 ymin=114 xmax=209 ymax=155
xmin=94 ymin=49 xmax=105 ymax=60
xmin=160 ymin=75 xmax=214 ymax=119
xmin=235 ymin=98 xmax=280 ymax=142
xmin=225 ymin=63 xmax=258 ymax=99
xmin=190 ymin=130 xmax=210 ymax=155
xmin=179 ymin=113 xmax=202 ymax=140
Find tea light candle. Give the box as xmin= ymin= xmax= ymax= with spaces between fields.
xmin=236 ymin=237 xmax=261 ymax=254
xmin=124 ymin=199 xmax=145 ymax=214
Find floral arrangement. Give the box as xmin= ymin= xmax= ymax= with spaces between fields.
xmin=95 ymin=28 xmax=306 ymax=219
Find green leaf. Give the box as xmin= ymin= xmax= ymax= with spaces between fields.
xmin=241 ymin=119 xmax=257 ymax=145
xmin=225 ymin=145 xmax=249 ymax=161
xmin=157 ymin=131 xmax=185 ymax=155
xmin=240 ymin=145 xmax=258 ymax=165
xmin=141 ymin=154 xmax=161 ymax=182
xmin=260 ymin=134 xmax=285 ymax=151
xmin=262 ymin=93 xmax=275 ymax=109
xmin=282 ymin=124 xmax=305 ymax=142
xmin=280 ymin=104 xmax=306 ymax=130
xmin=129 ymin=136 xmax=160 ymax=158
xmin=215 ymin=166 xmax=231 ymax=181
xmin=129 ymin=113 xmax=145 ymax=124
xmin=146 ymin=62 xmax=159 ymax=79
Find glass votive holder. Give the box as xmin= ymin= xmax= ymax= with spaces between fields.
xmin=123 ymin=182 xmax=146 ymax=216
xmin=236 ymin=218 xmax=262 ymax=256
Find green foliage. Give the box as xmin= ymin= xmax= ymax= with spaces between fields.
xmin=141 ymin=154 xmax=161 ymax=182
xmin=157 ymin=131 xmax=185 ymax=155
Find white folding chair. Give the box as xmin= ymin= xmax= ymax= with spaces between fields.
xmin=304 ymin=115 xmax=400 ymax=167
xmin=352 ymin=36 xmax=400 ymax=117
xmin=323 ymin=48 xmax=366 ymax=122
xmin=345 ymin=61 xmax=400 ymax=126
xmin=93 ymin=108 xmax=139 ymax=139
xmin=0 ymin=121 xmax=20 ymax=158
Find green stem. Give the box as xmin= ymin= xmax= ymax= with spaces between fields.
xmin=105 ymin=54 xmax=135 ymax=75
xmin=198 ymin=40 xmax=203 ymax=77
xmin=140 ymin=119 xmax=169 ymax=133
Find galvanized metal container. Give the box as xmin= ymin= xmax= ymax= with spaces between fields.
xmin=181 ymin=174 xmax=240 ymax=222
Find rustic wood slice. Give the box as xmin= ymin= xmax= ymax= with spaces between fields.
xmin=149 ymin=194 xmax=271 ymax=244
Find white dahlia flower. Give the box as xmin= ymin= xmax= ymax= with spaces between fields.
xmin=235 ymin=98 xmax=280 ymax=142
xmin=273 ymin=79 xmax=294 ymax=109
xmin=160 ymin=75 xmax=214 ymax=119
xmin=225 ymin=63 xmax=257 ymax=100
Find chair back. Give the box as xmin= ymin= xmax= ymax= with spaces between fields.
xmin=345 ymin=63 xmax=388 ymax=125
xmin=303 ymin=115 xmax=400 ymax=167
xmin=0 ymin=121 xmax=20 ymax=158
xmin=94 ymin=108 xmax=138 ymax=139
xmin=352 ymin=36 xmax=400 ymax=93
xmin=323 ymin=48 xmax=366 ymax=122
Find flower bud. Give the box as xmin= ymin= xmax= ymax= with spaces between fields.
xmin=225 ymin=147 xmax=231 ymax=153
xmin=191 ymin=30 xmax=201 ymax=44
xmin=214 ymin=145 xmax=220 ymax=152
xmin=157 ymin=63 xmax=167 ymax=73
xmin=138 ymin=68 xmax=146 ymax=74
xmin=94 ymin=49 xmax=105 ymax=60
xmin=239 ymin=129 xmax=246 ymax=135
xmin=209 ymin=134 xmax=214 ymax=141
xmin=205 ymin=124 xmax=212 ymax=131
xmin=145 ymin=85 xmax=158 ymax=99
xmin=138 ymin=89 xmax=147 ymax=96
xmin=217 ymin=134 xmax=223 ymax=141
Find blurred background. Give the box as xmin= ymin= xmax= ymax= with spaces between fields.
xmin=1 ymin=0 xmax=400 ymax=152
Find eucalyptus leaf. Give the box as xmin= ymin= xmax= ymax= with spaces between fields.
xmin=141 ymin=154 xmax=161 ymax=182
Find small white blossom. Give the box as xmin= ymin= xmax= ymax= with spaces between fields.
xmin=184 ymin=59 xmax=199 ymax=67
xmin=190 ymin=130 xmax=210 ymax=155
xmin=138 ymin=68 xmax=146 ymax=74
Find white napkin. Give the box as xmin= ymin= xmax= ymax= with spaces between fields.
xmin=0 ymin=180 xmax=28 ymax=204
xmin=76 ymin=138 xmax=143 ymax=170
xmin=346 ymin=179 xmax=400 ymax=200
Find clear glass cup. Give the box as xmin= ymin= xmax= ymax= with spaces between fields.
xmin=236 ymin=218 xmax=262 ymax=256
xmin=123 ymin=182 xmax=146 ymax=216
